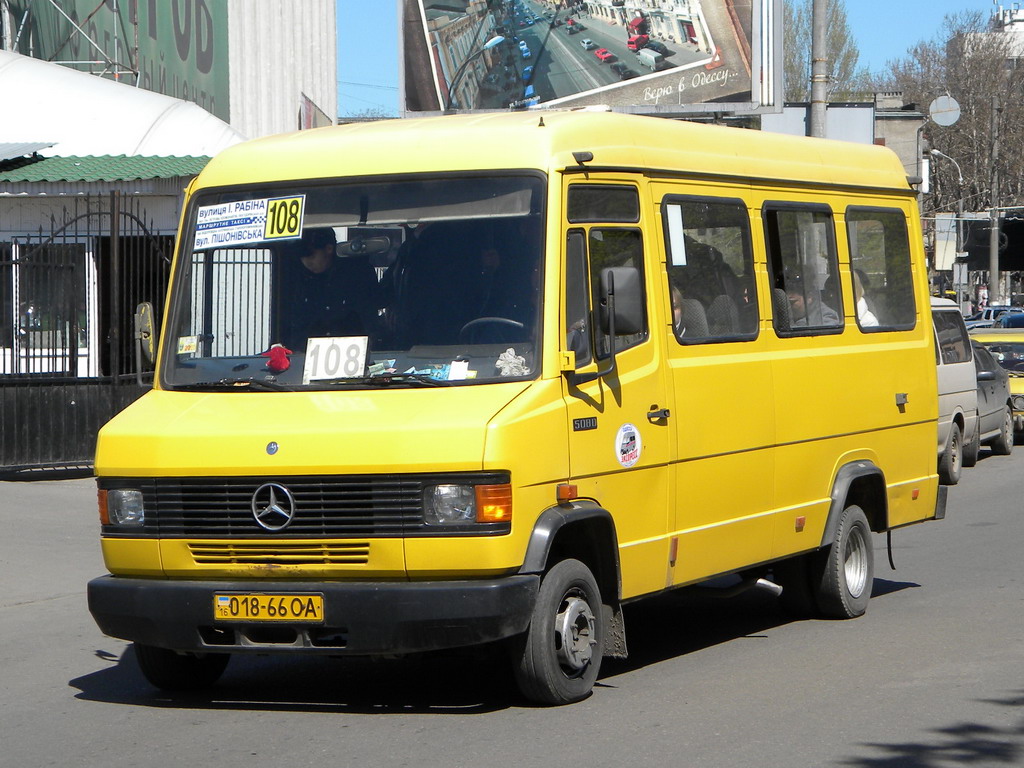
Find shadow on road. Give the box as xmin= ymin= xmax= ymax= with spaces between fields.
xmin=839 ymin=690 xmax=1024 ymax=767
xmin=69 ymin=577 xmax=918 ymax=713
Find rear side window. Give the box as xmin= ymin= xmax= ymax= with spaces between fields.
xmin=847 ymin=208 xmax=916 ymax=331
xmin=764 ymin=204 xmax=843 ymax=335
xmin=933 ymin=310 xmax=971 ymax=364
xmin=661 ymin=196 xmax=758 ymax=343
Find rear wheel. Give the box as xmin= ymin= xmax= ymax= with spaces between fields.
xmin=134 ymin=643 xmax=229 ymax=691
xmin=962 ymin=419 xmax=980 ymax=467
xmin=513 ymin=558 xmax=604 ymax=705
xmin=812 ymin=505 xmax=874 ymax=618
xmin=938 ymin=423 xmax=962 ymax=485
xmin=990 ymin=406 xmax=1014 ymax=455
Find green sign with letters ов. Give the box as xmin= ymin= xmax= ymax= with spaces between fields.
xmin=2 ymin=0 xmax=229 ymax=120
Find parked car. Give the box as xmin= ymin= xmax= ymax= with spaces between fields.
xmin=995 ymin=312 xmax=1024 ymax=328
xmin=522 ymin=65 xmax=534 ymax=82
xmin=644 ymin=40 xmax=669 ymax=55
xmin=969 ymin=326 xmax=1024 ymax=435
xmin=627 ymin=34 xmax=649 ymax=51
xmin=594 ymin=48 xmax=616 ymax=62
xmin=580 ymin=38 xmax=596 ymax=50
xmin=521 ymin=46 xmax=531 ymax=59
xmin=964 ymin=341 xmax=1014 ymax=464
xmin=519 ymin=40 xmax=528 ymax=49
xmin=931 ymin=297 xmax=980 ymax=484
xmin=964 ymin=305 xmax=1024 ymax=329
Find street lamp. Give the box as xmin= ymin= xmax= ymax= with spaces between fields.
xmin=444 ymin=35 xmax=506 ymax=112
xmin=930 ymin=148 xmax=967 ymax=309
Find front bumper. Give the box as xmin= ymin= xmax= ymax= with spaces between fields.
xmin=88 ymin=574 xmax=539 ymax=655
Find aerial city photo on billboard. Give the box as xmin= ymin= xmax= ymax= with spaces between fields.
xmin=401 ymin=0 xmax=779 ymax=115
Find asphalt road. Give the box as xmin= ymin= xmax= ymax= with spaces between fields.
xmin=2 ymin=447 xmax=1022 ymax=768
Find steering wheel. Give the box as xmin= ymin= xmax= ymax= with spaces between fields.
xmin=458 ymin=317 xmax=525 ymax=343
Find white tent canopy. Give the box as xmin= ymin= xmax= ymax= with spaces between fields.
xmin=0 ymin=50 xmax=245 ymax=157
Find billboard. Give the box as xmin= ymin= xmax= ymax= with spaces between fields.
xmin=0 ymin=0 xmax=229 ymax=120
xmin=401 ymin=0 xmax=780 ymax=115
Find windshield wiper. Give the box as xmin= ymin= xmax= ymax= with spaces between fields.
xmin=175 ymin=377 xmax=295 ymax=391
xmin=313 ymin=373 xmax=452 ymax=388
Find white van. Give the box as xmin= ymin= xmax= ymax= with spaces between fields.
xmin=931 ymin=297 xmax=979 ymax=484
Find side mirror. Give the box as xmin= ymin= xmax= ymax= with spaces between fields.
xmin=599 ymin=266 xmax=643 ymax=335
xmin=976 ymin=370 xmax=996 ymax=382
xmin=134 ymin=301 xmax=156 ymax=366
xmin=570 ymin=266 xmax=644 ymax=386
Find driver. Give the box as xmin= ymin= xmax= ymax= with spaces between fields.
xmin=278 ymin=228 xmax=365 ymax=348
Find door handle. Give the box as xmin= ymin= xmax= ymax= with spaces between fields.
xmin=647 ymin=405 xmax=670 ymax=422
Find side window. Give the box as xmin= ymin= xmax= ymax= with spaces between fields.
xmin=764 ymin=205 xmax=843 ymax=334
xmin=568 ymin=185 xmax=640 ymax=223
xmin=565 ymin=230 xmax=592 ymax=367
xmin=933 ymin=310 xmax=971 ymax=364
xmin=563 ymin=227 xmax=647 ymax=368
xmin=973 ymin=343 xmax=996 ymax=375
xmin=662 ymin=196 xmax=757 ymax=343
xmin=846 ymin=207 xmax=916 ymax=331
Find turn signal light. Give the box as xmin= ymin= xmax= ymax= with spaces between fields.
xmin=476 ymin=484 xmax=512 ymax=523
xmin=97 ymin=489 xmax=110 ymax=525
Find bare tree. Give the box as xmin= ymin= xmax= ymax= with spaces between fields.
xmin=878 ymin=11 xmax=1024 ymax=216
xmin=783 ymin=0 xmax=871 ymax=102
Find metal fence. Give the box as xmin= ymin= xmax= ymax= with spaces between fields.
xmin=0 ymin=192 xmax=172 ymax=473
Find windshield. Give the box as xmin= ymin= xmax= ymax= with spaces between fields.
xmin=164 ymin=175 xmax=545 ymax=389
xmin=981 ymin=342 xmax=1024 ymax=374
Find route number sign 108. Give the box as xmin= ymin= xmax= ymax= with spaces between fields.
xmin=302 ymin=336 xmax=368 ymax=383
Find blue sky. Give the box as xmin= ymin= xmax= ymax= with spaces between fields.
xmin=335 ymin=0 xmax=996 ymax=117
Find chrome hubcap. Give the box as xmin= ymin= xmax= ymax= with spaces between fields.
xmin=844 ymin=526 xmax=869 ymax=599
xmin=554 ymin=591 xmax=596 ymax=674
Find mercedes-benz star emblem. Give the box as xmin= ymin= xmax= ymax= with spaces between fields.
xmin=251 ymin=483 xmax=296 ymax=531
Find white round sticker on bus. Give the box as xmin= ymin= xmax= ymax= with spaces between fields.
xmin=615 ymin=423 xmax=642 ymax=468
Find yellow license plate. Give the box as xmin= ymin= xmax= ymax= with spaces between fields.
xmin=213 ymin=593 xmax=324 ymax=623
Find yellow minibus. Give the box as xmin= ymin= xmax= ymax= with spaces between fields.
xmin=88 ymin=111 xmax=945 ymax=705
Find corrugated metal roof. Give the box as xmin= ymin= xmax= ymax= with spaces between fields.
xmin=0 ymin=142 xmax=55 ymax=162
xmin=0 ymin=155 xmax=210 ymax=182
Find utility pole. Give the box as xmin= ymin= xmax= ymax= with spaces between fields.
xmin=809 ymin=0 xmax=827 ymax=138
xmin=989 ymin=97 xmax=1002 ymax=305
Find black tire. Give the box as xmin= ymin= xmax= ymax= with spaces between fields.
xmin=962 ymin=420 xmax=980 ymax=467
xmin=938 ymin=422 xmax=962 ymax=485
xmin=811 ymin=505 xmax=874 ymax=619
xmin=134 ymin=643 xmax=229 ymax=691
xmin=513 ymin=558 xmax=604 ymax=705
xmin=990 ymin=406 xmax=1014 ymax=456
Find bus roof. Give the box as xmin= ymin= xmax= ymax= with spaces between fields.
xmin=194 ymin=111 xmax=913 ymax=194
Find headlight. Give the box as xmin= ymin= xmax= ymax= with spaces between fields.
xmin=101 ymin=489 xmax=145 ymax=526
xmin=423 ymin=483 xmax=512 ymax=525
xmin=1013 ymin=394 xmax=1024 ymax=412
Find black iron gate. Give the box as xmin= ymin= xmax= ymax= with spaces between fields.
xmin=0 ymin=192 xmax=173 ymax=473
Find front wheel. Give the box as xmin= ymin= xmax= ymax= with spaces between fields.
xmin=812 ymin=504 xmax=874 ymax=619
xmin=134 ymin=643 xmax=229 ymax=691
xmin=990 ymin=405 xmax=1014 ymax=456
xmin=513 ymin=559 xmax=604 ymax=705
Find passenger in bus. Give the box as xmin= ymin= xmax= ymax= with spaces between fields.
xmin=278 ymin=228 xmax=368 ymax=349
xmin=786 ymin=275 xmax=839 ymax=327
xmin=852 ymin=269 xmax=879 ymax=327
